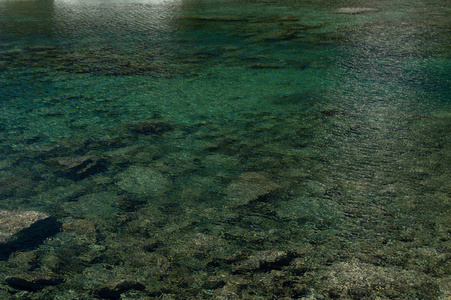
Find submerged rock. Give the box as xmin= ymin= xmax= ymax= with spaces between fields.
xmin=0 ymin=177 xmax=36 ymax=197
xmin=0 ymin=210 xmax=61 ymax=260
xmin=232 ymin=250 xmax=295 ymax=273
xmin=324 ymin=261 xmax=439 ymax=298
xmin=303 ymin=180 xmax=327 ymax=196
xmin=53 ymin=155 xmax=107 ymax=180
xmin=116 ymin=166 xmax=170 ymax=196
xmin=202 ymin=277 xmax=226 ymax=290
xmin=0 ymin=210 xmax=50 ymax=243
xmin=225 ymin=172 xmax=281 ymax=205
xmin=62 ymin=191 xmax=122 ymax=221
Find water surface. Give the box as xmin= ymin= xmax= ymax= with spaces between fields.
xmin=0 ymin=0 xmax=450 ymax=298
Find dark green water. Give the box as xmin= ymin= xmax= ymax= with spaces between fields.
xmin=0 ymin=0 xmax=450 ymax=298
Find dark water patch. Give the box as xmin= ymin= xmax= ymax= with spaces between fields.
xmin=231 ymin=250 xmax=297 ymax=274
xmin=80 ymin=136 xmax=128 ymax=153
xmin=96 ymin=281 xmax=146 ymax=300
xmin=125 ymin=121 xmax=173 ymax=136
xmin=271 ymin=91 xmax=322 ymax=105
xmin=116 ymin=196 xmax=148 ymax=213
xmin=5 ymin=276 xmax=64 ymax=292
xmin=248 ymin=63 xmax=286 ymax=69
xmin=52 ymin=156 xmax=108 ymax=181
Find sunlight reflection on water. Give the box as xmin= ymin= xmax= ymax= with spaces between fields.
xmin=53 ymin=0 xmax=181 ymax=36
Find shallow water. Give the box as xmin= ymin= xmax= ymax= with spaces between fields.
xmin=0 ymin=0 xmax=450 ymax=298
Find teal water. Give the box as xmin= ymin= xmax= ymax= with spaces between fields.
xmin=0 ymin=0 xmax=450 ymax=298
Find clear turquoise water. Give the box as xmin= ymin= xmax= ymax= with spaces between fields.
xmin=0 ymin=0 xmax=450 ymax=298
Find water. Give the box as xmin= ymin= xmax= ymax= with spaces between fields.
xmin=0 ymin=0 xmax=450 ymax=298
